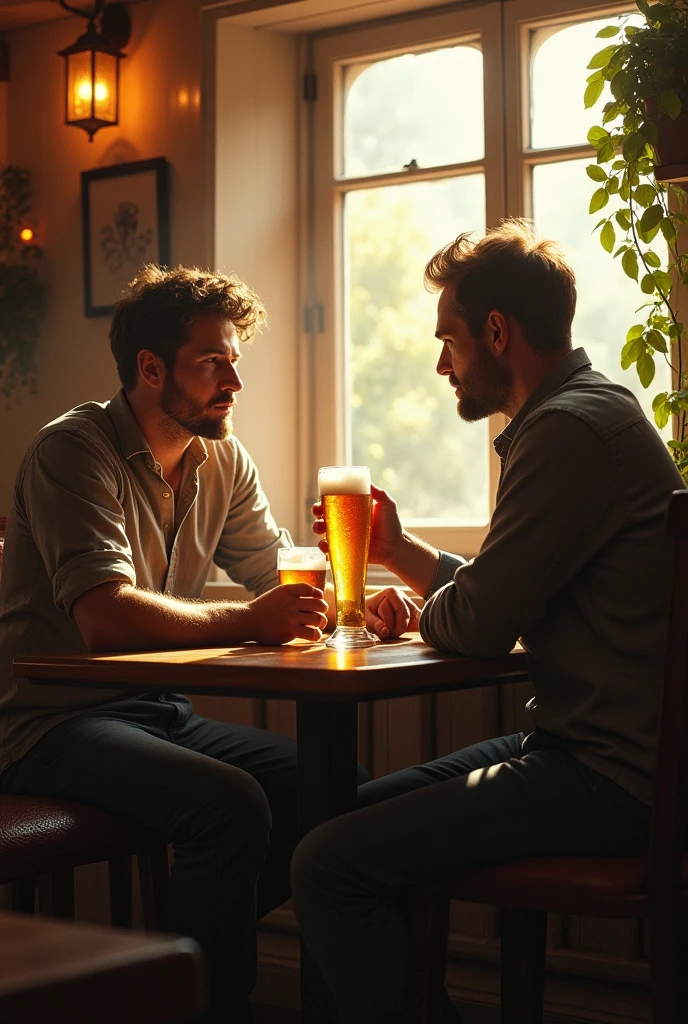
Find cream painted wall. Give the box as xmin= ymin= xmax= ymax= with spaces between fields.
xmin=0 ymin=0 xmax=208 ymax=513
xmin=215 ymin=21 xmax=301 ymax=538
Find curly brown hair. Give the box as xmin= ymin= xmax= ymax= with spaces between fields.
xmin=425 ymin=218 xmax=576 ymax=354
xmin=109 ymin=264 xmax=267 ymax=391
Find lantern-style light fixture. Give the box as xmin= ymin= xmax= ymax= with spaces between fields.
xmin=57 ymin=1 xmax=131 ymax=142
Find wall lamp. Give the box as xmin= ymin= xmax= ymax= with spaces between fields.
xmin=57 ymin=0 xmax=132 ymax=142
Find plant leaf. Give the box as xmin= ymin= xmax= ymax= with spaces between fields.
xmin=640 ymin=120 xmax=659 ymax=147
xmin=585 ymin=77 xmax=606 ymax=108
xmin=589 ymin=188 xmax=609 ymax=214
xmin=622 ymin=248 xmax=639 ymax=281
xmin=658 ymin=87 xmax=682 ymax=121
xmin=626 ymin=324 xmax=645 ymax=342
xmin=622 ymin=132 xmax=646 ymax=162
xmin=646 ymin=329 xmax=668 ymax=353
xmin=654 ymin=269 xmax=674 ymax=294
xmin=634 ymin=183 xmax=656 ymax=207
xmin=586 ymin=164 xmax=608 ymax=182
xmin=587 ymin=44 xmax=618 ymax=70
xmin=610 ymin=69 xmax=632 ymax=102
xmin=596 ymin=24 xmax=620 ymax=38
xmin=660 ymin=218 xmax=677 ymax=245
xmin=641 ymin=273 xmax=656 ymax=294
xmin=587 ymin=125 xmax=609 ymax=144
xmin=615 ymin=209 xmax=632 ymax=231
xmin=597 ymin=140 xmax=616 ymax=164
xmin=639 ymin=204 xmax=664 ymax=234
xmin=600 ymin=220 xmax=616 ymax=253
xmin=636 ymin=351 xmax=656 ymax=388
xmin=644 ymin=250 xmax=661 ymax=268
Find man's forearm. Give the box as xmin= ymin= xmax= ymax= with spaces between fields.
xmin=73 ymin=582 xmax=255 ymax=652
xmin=382 ymin=531 xmax=441 ymax=598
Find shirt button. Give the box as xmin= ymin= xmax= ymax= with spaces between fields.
xmin=162 ymin=491 xmax=170 ymax=499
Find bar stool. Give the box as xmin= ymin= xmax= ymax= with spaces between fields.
xmin=0 ymin=794 xmax=169 ymax=928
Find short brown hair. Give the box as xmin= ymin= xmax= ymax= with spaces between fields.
xmin=424 ymin=218 xmax=576 ymax=354
xmin=109 ymin=265 xmax=267 ymax=391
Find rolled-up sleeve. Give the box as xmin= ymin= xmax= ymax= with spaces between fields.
xmin=419 ymin=410 xmax=622 ymax=655
xmin=21 ymin=430 xmax=136 ymax=615
xmin=212 ymin=440 xmax=291 ymax=596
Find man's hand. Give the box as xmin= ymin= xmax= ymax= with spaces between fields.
xmin=245 ymin=584 xmax=329 ymax=645
xmin=365 ymin=587 xmax=419 ymax=639
xmin=312 ymin=483 xmax=404 ymax=567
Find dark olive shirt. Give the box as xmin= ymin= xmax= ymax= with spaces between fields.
xmin=420 ymin=348 xmax=685 ymax=805
xmin=0 ymin=391 xmax=290 ymax=772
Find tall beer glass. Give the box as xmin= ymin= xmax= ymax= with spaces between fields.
xmin=277 ymin=547 xmax=327 ymax=590
xmin=318 ymin=465 xmax=378 ymax=650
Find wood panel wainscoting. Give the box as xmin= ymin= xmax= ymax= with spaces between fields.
xmin=191 ymin=680 xmax=651 ymax=1024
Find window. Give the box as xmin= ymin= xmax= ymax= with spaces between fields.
xmin=525 ymin=12 xmax=670 ymax=431
xmin=304 ymin=0 xmax=673 ymax=558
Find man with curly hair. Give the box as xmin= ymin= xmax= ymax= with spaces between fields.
xmin=0 ymin=265 xmax=416 ymax=1024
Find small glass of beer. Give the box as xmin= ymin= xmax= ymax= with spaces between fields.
xmin=277 ymin=547 xmax=327 ymax=590
xmin=318 ymin=465 xmax=379 ymax=650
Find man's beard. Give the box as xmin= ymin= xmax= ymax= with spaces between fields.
xmin=452 ymin=339 xmax=513 ymax=422
xmin=160 ymin=374 xmax=233 ymax=441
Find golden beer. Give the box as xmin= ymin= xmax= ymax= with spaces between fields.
xmin=318 ymin=466 xmax=378 ymax=649
xmin=277 ymin=548 xmax=327 ymax=592
xmin=279 ymin=568 xmax=327 ymax=589
xmin=321 ymin=493 xmax=371 ymax=627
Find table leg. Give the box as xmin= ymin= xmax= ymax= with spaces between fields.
xmin=296 ymin=701 xmax=359 ymax=1024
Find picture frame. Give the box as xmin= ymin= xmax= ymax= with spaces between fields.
xmin=81 ymin=157 xmax=170 ymax=318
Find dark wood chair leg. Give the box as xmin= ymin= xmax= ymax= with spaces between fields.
xmin=499 ymin=908 xmax=547 ymax=1024
xmin=39 ymin=866 xmax=76 ymax=919
xmin=108 ymin=854 xmax=133 ymax=928
xmin=10 ymin=877 xmax=36 ymax=915
xmin=138 ymin=843 xmax=169 ymax=931
xmin=409 ymin=888 xmax=451 ymax=1024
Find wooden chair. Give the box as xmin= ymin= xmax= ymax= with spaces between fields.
xmin=0 ymin=516 xmax=169 ymax=929
xmin=411 ymin=488 xmax=688 ymax=1024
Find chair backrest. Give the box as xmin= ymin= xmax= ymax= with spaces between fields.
xmin=648 ymin=489 xmax=688 ymax=906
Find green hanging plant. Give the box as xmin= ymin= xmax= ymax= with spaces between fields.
xmin=0 ymin=165 xmax=46 ymax=399
xmin=583 ymin=0 xmax=688 ymax=480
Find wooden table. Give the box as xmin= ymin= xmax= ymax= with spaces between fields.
xmin=15 ymin=634 xmax=529 ymax=1020
xmin=0 ymin=909 xmax=204 ymax=1023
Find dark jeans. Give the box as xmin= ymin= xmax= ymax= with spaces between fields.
xmin=0 ymin=693 xmax=365 ymax=1024
xmin=291 ymin=732 xmax=652 ymax=1024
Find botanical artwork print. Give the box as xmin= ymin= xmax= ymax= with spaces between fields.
xmin=100 ymin=201 xmax=153 ymax=275
xmin=86 ymin=165 xmax=161 ymax=311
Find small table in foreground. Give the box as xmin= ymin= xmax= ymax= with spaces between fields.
xmin=15 ymin=634 xmax=529 ymax=1021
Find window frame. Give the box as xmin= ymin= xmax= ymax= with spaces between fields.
xmin=302 ymin=0 xmax=669 ymax=562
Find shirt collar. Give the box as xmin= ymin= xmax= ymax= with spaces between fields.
xmin=107 ymin=389 xmax=209 ymax=468
xmin=493 ymin=347 xmax=591 ymax=459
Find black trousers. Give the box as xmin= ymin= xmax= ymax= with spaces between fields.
xmin=0 ymin=693 xmax=369 ymax=1024
xmin=292 ymin=732 xmax=652 ymax=1024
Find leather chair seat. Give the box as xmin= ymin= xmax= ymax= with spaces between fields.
xmin=437 ymin=853 xmax=688 ymax=917
xmin=0 ymin=795 xmax=157 ymax=882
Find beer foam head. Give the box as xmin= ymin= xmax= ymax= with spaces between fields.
xmin=318 ymin=466 xmax=371 ymax=495
xmin=277 ymin=547 xmax=327 ymax=570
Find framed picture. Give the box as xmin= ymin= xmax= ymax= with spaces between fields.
xmin=81 ymin=157 xmax=169 ymax=317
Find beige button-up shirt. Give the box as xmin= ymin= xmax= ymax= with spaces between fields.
xmin=0 ymin=390 xmax=290 ymax=772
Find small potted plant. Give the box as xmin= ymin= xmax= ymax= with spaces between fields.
xmin=584 ymin=0 xmax=688 ymax=480
xmin=0 ymin=165 xmax=45 ymax=400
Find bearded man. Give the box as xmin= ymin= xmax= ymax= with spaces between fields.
xmin=291 ymin=219 xmax=685 ymax=1024
xmin=0 ymin=265 xmax=416 ymax=1024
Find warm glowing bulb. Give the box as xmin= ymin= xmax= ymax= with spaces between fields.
xmin=19 ymin=228 xmax=33 ymax=242
xmin=95 ymin=82 xmax=108 ymax=102
xmin=77 ymin=80 xmax=92 ymax=102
